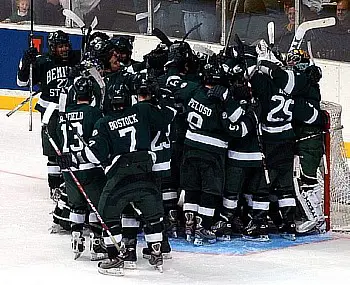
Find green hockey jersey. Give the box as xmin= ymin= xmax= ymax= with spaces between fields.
xmin=83 ymin=101 xmax=176 ymax=178
xmin=17 ymin=50 xmax=81 ymax=113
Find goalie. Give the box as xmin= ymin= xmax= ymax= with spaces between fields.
xmin=286 ymin=49 xmax=328 ymax=233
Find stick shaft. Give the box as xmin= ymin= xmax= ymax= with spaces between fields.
xmin=6 ymin=91 xmax=40 ymax=117
xmin=29 ymin=0 xmax=34 ymax=131
xmin=224 ymin=0 xmax=240 ymax=55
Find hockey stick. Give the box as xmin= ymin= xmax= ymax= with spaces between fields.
xmin=84 ymin=16 xmax=98 ymax=55
xmin=28 ymin=0 xmax=34 ymax=131
xmin=42 ymin=103 xmax=121 ymax=252
xmin=234 ymin=33 xmax=270 ymax=184
xmin=88 ymin=67 xmax=106 ymax=111
xmin=255 ymin=114 xmax=270 ymax=185
xmin=267 ymin=21 xmax=275 ymax=49
xmin=289 ymin=17 xmax=335 ymax=51
xmin=6 ymin=90 xmax=41 ymax=117
xmin=182 ymin=23 xmax=202 ymax=41
xmin=62 ymin=9 xmax=86 ymax=59
xmin=62 ymin=9 xmax=85 ymax=29
xmin=307 ymin=41 xmax=315 ymax=66
xmin=84 ymin=16 xmax=98 ymax=48
xmin=224 ymin=0 xmax=240 ymax=56
xmin=152 ymin=28 xmax=173 ymax=47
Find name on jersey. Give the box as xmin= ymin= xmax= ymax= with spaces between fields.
xmin=47 ymin=66 xmax=68 ymax=84
xmin=66 ymin=111 xmax=83 ymax=121
xmin=108 ymin=114 xmax=139 ymax=131
xmin=188 ymin=98 xmax=212 ymax=117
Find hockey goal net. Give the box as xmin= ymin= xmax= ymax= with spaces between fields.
xmin=320 ymin=101 xmax=350 ymax=232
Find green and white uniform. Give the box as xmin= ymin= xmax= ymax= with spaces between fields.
xmin=81 ymin=100 xmax=176 ymax=254
xmin=17 ymin=50 xmax=81 ymax=191
xmin=58 ymin=103 xmax=106 ymax=233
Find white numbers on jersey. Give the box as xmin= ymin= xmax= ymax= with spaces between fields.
xmin=151 ymin=124 xmax=171 ymax=152
xmin=187 ymin=111 xmax=203 ymax=129
xmin=119 ymin=126 xmax=137 ymax=152
xmin=49 ymin=79 xmax=68 ymax=97
xmin=61 ymin=122 xmax=84 ymax=153
xmin=267 ymin=95 xmax=294 ymax=122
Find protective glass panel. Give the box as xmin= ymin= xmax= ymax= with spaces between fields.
xmin=311 ymin=0 xmax=350 ymax=62
xmin=225 ymin=0 xmax=289 ymax=50
xmin=159 ymin=0 xmax=221 ymax=42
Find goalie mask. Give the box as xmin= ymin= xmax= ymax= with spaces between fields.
xmin=48 ymin=30 xmax=71 ymax=60
xmin=286 ymin=49 xmax=310 ymax=70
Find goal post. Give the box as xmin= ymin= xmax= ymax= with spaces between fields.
xmin=320 ymin=101 xmax=350 ymax=232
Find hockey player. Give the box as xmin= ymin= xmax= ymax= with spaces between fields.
xmin=242 ymin=41 xmax=298 ymax=241
xmin=17 ymin=30 xmax=80 ymax=200
xmin=72 ymin=84 xmax=176 ymax=275
xmin=213 ymin=75 xmax=263 ymax=240
xmin=109 ymin=35 xmax=145 ymax=73
xmin=57 ymin=76 xmax=108 ymax=261
xmin=133 ymin=75 xmax=173 ymax=261
xmin=286 ymin=49 xmax=327 ymax=233
xmin=166 ymin=53 xmax=258 ymax=245
xmin=143 ymin=45 xmax=180 ymax=240
xmin=250 ymin=40 xmax=326 ymax=240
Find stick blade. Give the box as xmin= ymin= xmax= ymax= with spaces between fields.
xmin=267 ymin=21 xmax=275 ymax=46
xmin=91 ymin=16 xmax=98 ymax=30
xmin=152 ymin=28 xmax=173 ymax=47
xmin=62 ymin=9 xmax=85 ymax=28
xmin=289 ymin=17 xmax=336 ymax=51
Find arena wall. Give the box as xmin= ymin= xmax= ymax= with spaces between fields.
xmin=0 ymin=23 xmax=349 ymax=157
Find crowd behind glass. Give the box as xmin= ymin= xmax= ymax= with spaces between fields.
xmin=1 ymin=0 xmax=350 ymax=62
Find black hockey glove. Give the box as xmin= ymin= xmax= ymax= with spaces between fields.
xmin=22 ymin=47 xmax=38 ymax=68
xmin=207 ymin=85 xmax=230 ymax=102
xmin=305 ymin=65 xmax=322 ymax=85
xmin=57 ymin=153 xmax=76 ymax=170
xmin=144 ymin=44 xmax=168 ymax=70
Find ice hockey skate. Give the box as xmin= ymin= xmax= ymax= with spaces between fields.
xmin=142 ymin=237 xmax=172 ymax=260
xmin=148 ymin=242 xmax=163 ymax=273
xmin=243 ymin=221 xmax=270 ymax=242
xmin=212 ymin=220 xmax=232 ymax=241
xmin=165 ymin=209 xmax=178 ymax=238
xmin=98 ymin=257 xmax=124 ymax=276
xmin=89 ymin=232 xmax=108 ymax=261
xmin=193 ymin=217 xmax=216 ymax=246
xmin=121 ymin=238 xmax=137 ymax=269
xmin=72 ymin=231 xmax=85 ymax=260
xmin=279 ymin=222 xmax=297 ymax=241
xmin=184 ymin=211 xmax=195 ymax=242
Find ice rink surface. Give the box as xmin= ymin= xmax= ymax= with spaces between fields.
xmin=1 ymin=110 xmax=350 ymax=285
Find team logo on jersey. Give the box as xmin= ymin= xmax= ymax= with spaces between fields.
xmin=180 ymin=82 xmax=188 ymax=88
xmin=222 ymin=112 xmax=228 ymax=119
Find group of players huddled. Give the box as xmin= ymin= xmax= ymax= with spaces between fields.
xmin=16 ymin=27 xmax=328 ymax=276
